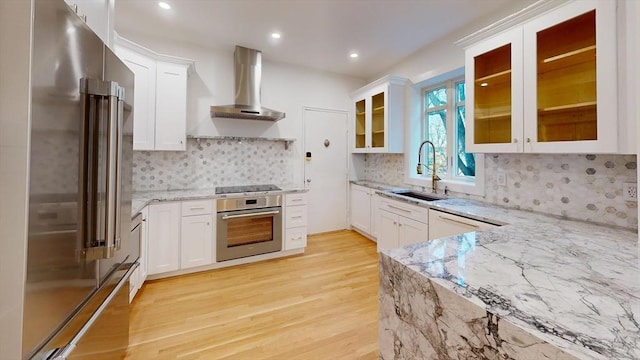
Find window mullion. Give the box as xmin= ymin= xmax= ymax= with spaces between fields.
xmin=446 ymin=80 xmax=455 ymax=181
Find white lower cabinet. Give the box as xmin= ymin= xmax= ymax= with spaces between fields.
xmin=284 ymin=193 xmax=308 ymax=250
xmin=377 ymin=198 xmax=428 ymax=252
xmin=398 ymin=216 xmax=428 ymax=247
xmin=130 ymin=206 xmax=149 ymax=303
xmin=148 ymin=200 xmax=215 ymax=276
xmin=428 ymin=209 xmax=498 ymax=240
xmin=180 ymin=214 xmax=214 ymax=269
xmin=139 ymin=206 xmax=149 ymax=284
xmin=378 ymin=210 xmax=400 ymax=251
xmin=148 ymin=202 xmax=181 ymax=275
xmin=350 ymin=184 xmax=379 ymax=239
xmin=350 ymin=184 xmax=372 ymax=234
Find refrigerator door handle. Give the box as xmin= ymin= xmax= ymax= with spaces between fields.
xmin=49 ymin=261 xmax=139 ymax=360
xmin=113 ymin=95 xmax=124 ymax=251
xmin=78 ymin=78 xmax=125 ymax=260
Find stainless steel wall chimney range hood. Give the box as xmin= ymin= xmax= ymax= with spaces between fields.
xmin=210 ymin=46 xmax=285 ymax=121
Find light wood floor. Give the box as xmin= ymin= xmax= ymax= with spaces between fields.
xmin=125 ymin=230 xmax=379 ymax=359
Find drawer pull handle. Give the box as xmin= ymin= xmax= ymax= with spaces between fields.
xmin=291 ymin=216 xmax=303 ymax=219
xmin=189 ymin=207 xmax=206 ymax=210
xmin=291 ymin=198 xmax=303 ymax=202
xmin=388 ymin=204 xmax=411 ymax=213
xmin=437 ymin=215 xmax=479 ymax=228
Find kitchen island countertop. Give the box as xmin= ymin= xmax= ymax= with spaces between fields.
xmin=368 ymin=186 xmax=640 ymax=359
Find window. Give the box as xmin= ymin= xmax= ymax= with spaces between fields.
xmin=423 ymin=78 xmax=476 ymax=182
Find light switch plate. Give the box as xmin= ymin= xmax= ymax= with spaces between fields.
xmin=495 ymin=170 xmax=506 ymax=187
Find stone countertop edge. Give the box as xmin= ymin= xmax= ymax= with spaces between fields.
xmin=356 ymin=181 xmax=640 ymax=359
xmin=131 ymin=186 xmax=308 ymax=218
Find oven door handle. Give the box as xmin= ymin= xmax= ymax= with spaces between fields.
xmin=221 ymin=210 xmax=280 ymax=220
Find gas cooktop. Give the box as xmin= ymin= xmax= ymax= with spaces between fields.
xmin=215 ymin=184 xmax=281 ymax=195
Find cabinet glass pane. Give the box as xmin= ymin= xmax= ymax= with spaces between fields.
xmin=474 ymin=44 xmax=512 ymax=144
xmin=355 ymin=99 xmax=366 ymax=149
xmin=371 ymin=92 xmax=385 ymax=148
xmin=536 ymin=10 xmax=596 ymax=142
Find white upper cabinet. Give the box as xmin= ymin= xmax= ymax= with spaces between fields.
xmin=65 ymin=0 xmax=115 ymax=47
xmin=155 ymin=62 xmax=189 ymax=151
xmin=465 ymin=0 xmax=621 ymax=154
xmin=116 ymin=46 xmax=157 ymax=150
xmin=351 ymin=75 xmax=408 ymax=153
xmin=522 ymin=0 xmax=617 ymax=153
xmin=115 ymin=36 xmax=194 ymax=151
xmin=466 ymin=28 xmax=524 ymax=153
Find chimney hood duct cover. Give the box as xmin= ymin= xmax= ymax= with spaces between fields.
xmin=210 ymin=46 xmax=285 ymax=121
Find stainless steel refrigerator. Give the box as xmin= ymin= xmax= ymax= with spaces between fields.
xmin=23 ymin=0 xmax=138 ymax=358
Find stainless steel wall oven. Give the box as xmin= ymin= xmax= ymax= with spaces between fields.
xmin=216 ymin=194 xmax=282 ymax=261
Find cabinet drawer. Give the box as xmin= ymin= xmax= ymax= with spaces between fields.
xmin=181 ymin=200 xmax=213 ymax=216
xmin=428 ymin=209 xmax=498 ymax=240
xmin=379 ymin=198 xmax=427 ymax=223
xmin=285 ymin=193 xmax=308 ymax=206
xmin=286 ymin=206 xmax=308 ymax=228
xmin=285 ymin=227 xmax=307 ymax=250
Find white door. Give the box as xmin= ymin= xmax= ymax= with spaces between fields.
xmin=304 ymin=108 xmax=348 ymax=234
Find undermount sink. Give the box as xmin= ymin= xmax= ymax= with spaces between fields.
xmin=390 ymin=190 xmax=445 ymax=202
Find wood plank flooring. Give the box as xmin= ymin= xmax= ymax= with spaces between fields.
xmin=125 ymin=230 xmax=379 ymax=359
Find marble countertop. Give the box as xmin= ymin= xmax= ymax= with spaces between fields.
xmin=353 ymin=182 xmax=640 ymax=359
xmin=131 ymin=185 xmax=307 ymax=217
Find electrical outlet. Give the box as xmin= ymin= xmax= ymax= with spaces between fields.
xmin=623 ymin=182 xmax=637 ymax=201
xmin=495 ymin=170 xmax=507 ymax=187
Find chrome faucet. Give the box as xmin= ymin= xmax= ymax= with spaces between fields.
xmin=417 ymin=140 xmax=441 ymax=193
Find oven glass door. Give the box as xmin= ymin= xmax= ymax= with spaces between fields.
xmin=217 ymin=206 xmax=283 ymax=261
xmin=227 ymin=211 xmax=275 ymax=246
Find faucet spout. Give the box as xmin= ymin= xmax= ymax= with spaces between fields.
xmin=417 ymin=140 xmax=440 ymax=193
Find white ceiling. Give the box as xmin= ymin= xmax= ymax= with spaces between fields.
xmin=115 ymin=0 xmax=536 ymax=79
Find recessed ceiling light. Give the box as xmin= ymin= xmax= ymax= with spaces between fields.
xmin=158 ymin=2 xmax=171 ymax=10
xmin=480 ymin=82 xmax=488 ymax=87
xmin=350 ymin=53 xmax=359 ymax=59
xmin=271 ymin=32 xmax=281 ymax=39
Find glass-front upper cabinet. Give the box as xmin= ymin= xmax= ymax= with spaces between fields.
xmin=371 ymin=92 xmax=385 ymax=148
xmin=355 ymin=98 xmax=366 ymax=149
xmin=466 ymin=0 xmax=616 ymax=154
xmin=465 ymin=28 xmax=523 ymax=153
xmin=523 ymin=0 xmax=616 ymax=153
xmin=351 ymin=76 xmax=407 ymax=153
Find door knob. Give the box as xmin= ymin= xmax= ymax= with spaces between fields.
xmin=306 ymin=179 xmax=311 ymax=183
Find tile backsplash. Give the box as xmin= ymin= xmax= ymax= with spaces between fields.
xmin=133 ymin=138 xmax=295 ymax=191
xmin=363 ymin=153 xmax=638 ymax=229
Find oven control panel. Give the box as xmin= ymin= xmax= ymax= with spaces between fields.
xmin=217 ymin=195 xmax=282 ymax=212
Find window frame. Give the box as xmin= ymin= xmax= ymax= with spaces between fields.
xmin=404 ymin=68 xmax=484 ymax=197
xmin=422 ymin=77 xmax=473 ymax=182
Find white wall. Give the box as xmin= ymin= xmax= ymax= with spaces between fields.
xmin=115 ymin=32 xmax=366 ymax=185
xmin=0 ymin=1 xmax=32 ymax=358
xmin=369 ymin=0 xmax=544 ymax=83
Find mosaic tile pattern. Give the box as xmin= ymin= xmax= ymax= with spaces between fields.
xmin=132 ymin=138 xmax=295 ymax=191
xmin=362 ymin=153 xmax=405 ymax=186
xmin=363 ymin=153 xmax=638 ymax=229
xmin=485 ymin=153 xmax=637 ymax=228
